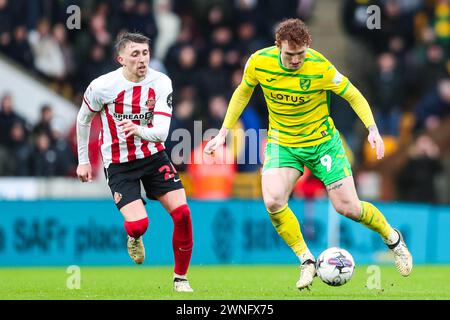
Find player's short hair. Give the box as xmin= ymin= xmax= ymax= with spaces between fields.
xmin=275 ymin=18 xmax=312 ymax=48
xmin=114 ymin=32 xmax=151 ymax=54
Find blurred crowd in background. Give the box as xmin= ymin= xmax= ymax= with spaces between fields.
xmin=0 ymin=0 xmax=449 ymax=203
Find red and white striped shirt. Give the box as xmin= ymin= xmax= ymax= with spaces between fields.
xmin=77 ymin=67 xmax=173 ymax=168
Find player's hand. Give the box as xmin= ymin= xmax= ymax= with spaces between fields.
xmin=118 ymin=119 xmax=140 ymax=138
xmin=367 ymin=125 xmax=385 ymax=160
xmin=203 ymin=128 xmax=228 ymax=156
xmin=77 ymin=163 xmax=93 ymax=182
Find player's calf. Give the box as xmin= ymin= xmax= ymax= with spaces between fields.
xmin=333 ymin=201 xmax=361 ymax=221
xmin=170 ymin=204 xmax=193 ymax=275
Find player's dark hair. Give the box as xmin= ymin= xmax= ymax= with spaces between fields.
xmin=275 ymin=18 xmax=312 ymax=48
xmin=114 ymin=32 xmax=151 ymax=54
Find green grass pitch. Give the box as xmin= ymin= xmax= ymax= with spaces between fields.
xmin=0 ymin=265 xmax=448 ymax=300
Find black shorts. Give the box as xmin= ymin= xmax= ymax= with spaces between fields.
xmin=105 ymin=151 xmax=183 ymax=210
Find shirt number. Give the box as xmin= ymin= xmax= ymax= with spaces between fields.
xmin=320 ymin=155 xmax=332 ymax=172
xmin=159 ymin=163 xmax=178 ymax=180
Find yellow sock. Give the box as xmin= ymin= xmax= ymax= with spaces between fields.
xmin=359 ymin=201 xmax=393 ymax=239
xmin=268 ymin=204 xmax=308 ymax=256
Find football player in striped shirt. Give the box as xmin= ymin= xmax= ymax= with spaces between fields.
xmin=204 ymin=18 xmax=412 ymax=290
xmin=76 ymin=32 xmax=193 ymax=292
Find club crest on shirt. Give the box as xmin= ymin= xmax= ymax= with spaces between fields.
xmin=114 ymin=192 xmax=122 ymax=204
xmin=145 ymin=97 xmax=155 ymax=110
xmin=300 ymin=79 xmax=311 ymax=91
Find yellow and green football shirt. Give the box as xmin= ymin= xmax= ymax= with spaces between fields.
xmin=223 ymin=46 xmax=375 ymax=148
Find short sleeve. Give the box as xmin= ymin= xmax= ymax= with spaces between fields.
xmin=322 ymin=62 xmax=350 ymax=96
xmin=242 ymin=54 xmax=259 ymax=88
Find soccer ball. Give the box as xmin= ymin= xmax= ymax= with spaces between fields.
xmin=316 ymin=247 xmax=355 ymax=286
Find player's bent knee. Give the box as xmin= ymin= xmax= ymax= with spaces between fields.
xmin=334 ymin=202 xmax=361 ymax=220
xmin=170 ymin=204 xmax=191 ymax=223
xmin=264 ymin=197 xmax=287 ymax=213
xmin=170 ymin=204 xmax=193 ymax=249
xmin=124 ymin=217 xmax=149 ymax=238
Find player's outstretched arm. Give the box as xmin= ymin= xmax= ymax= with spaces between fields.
xmin=203 ymin=81 xmax=254 ymax=156
xmin=338 ymin=82 xmax=384 ymax=159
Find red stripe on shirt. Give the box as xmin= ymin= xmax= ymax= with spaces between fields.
xmin=83 ymin=96 xmax=96 ymax=113
xmin=127 ymin=86 xmax=141 ymax=161
xmin=153 ymin=111 xmax=172 ymax=117
xmin=155 ymin=142 xmax=164 ymax=152
xmin=140 ymin=87 xmax=154 ymax=158
xmin=106 ymin=108 xmax=120 ymax=163
xmin=115 ymin=90 xmax=125 ymax=113
xmin=110 ymin=90 xmax=125 ymax=163
xmin=99 ymin=111 xmax=104 ymax=163
xmin=98 ymin=113 xmax=104 ymax=149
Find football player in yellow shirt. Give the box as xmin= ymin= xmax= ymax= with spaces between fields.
xmin=204 ymin=18 xmax=412 ymax=290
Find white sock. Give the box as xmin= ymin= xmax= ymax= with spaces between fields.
xmin=298 ymin=250 xmax=315 ymax=263
xmin=384 ymin=228 xmax=400 ymax=245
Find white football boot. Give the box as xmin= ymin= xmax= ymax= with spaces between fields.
xmin=387 ymin=229 xmax=413 ymax=276
xmin=296 ymin=259 xmax=316 ymax=290
xmin=173 ymin=276 xmax=194 ymax=292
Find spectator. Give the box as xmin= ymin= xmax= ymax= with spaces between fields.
xmin=205 ymin=94 xmax=229 ymax=130
xmin=128 ymin=0 xmax=158 ymax=46
xmin=342 ymin=0 xmax=381 ymax=46
xmin=0 ymin=0 xmax=12 ymax=34
xmin=164 ymin=24 xmax=196 ymax=74
xmin=432 ymin=0 xmax=450 ymax=49
xmin=169 ymin=44 xmax=201 ymax=92
xmin=166 ymin=96 xmax=197 ymax=171
xmin=52 ymin=126 xmax=75 ymax=176
xmin=32 ymin=104 xmax=55 ymax=143
xmin=414 ymin=79 xmax=450 ymax=131
xmin=209 ymin=25 xmax=240 ymax=67
xmin=397 ymin=133 xmax=442 ymax=202
xmin=0 ymin=30 xmax=11 ymax=55
xmin=30 ymin=132 xmax=57 ymax=177
xmin=9 ymin=25 xmax=34 ymax=69
xmin=82 ymin=44 xmax=110 ymax=85
xmin=0 ymin=93 xmax=28 ymax=148
xmin=73 ymin=11 xmax=111 ymax=75
xmin=7 ymin=121 xmax=32 ymax=176
xmin=199 ymin=48 xmax=230 ymax=100
xmin=28 ymin=18 xmax=66 ymax=80
xmin=53 ymin=23 xmax=76 ymax=79
xmin=371 ymin=52 xmax=405 ymax=136
xmin=153 ymin=0 xmax=181 ymax=61
xmin=235 ymin=19 xmax=268 ymax=56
